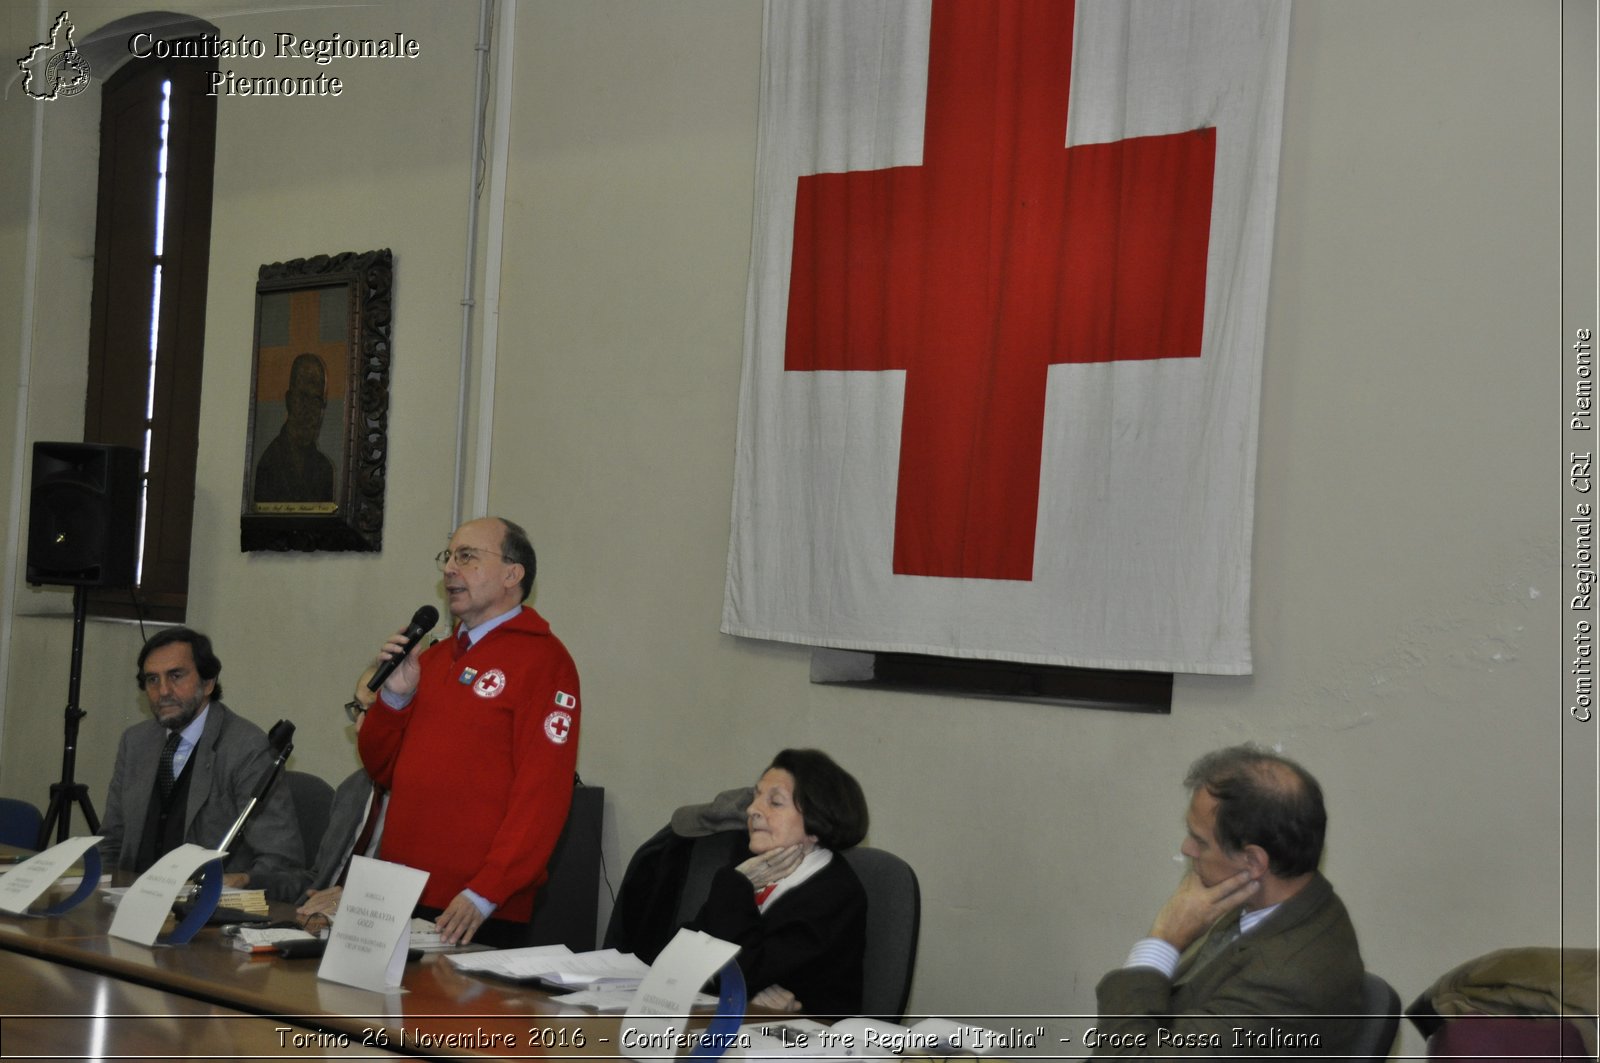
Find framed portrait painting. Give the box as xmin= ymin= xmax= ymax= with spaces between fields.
xmin=240 ymin=248 xmax=392 ymax=552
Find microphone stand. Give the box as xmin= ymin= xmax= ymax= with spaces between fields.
xmin=193 ymin=721 xmax=294 ymax=907
xmin=215 ymin=737 xmax=293 ymax=858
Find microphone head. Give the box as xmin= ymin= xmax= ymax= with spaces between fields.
xmin=408 ymin=605 xmax=440 ymax=634
xmin=266 ymin=719 xmax=295 ymax=752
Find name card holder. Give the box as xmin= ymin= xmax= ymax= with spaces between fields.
xmin=690 ymin=960 xmax=747 ymax=1060
xmin=108 ymin=843 xmax=226 ymax=947
xmin=0 ymin=837 xmax=103 ymax=916
xmin=317 ymin=855 xmax=428 ymax=992
xmin=624 ymin=928 xmax=742 ymax=1062
xmin=165 ymin=857 xmax=226 ymax=945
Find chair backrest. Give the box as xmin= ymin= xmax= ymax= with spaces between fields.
xmin=1349 ymin=971 xmax=1402 ymax=1063
xmin=841 ymin=846 xmax=921 ymax=1023
xmin=1424 ymin=1016 xmax=1590 ymax=1062
xmin=602 ymin=826 xmax=743 ymax=962
xmin=526 ymin=783 xmax=606 ymax=951
xmin=674 ymin=830 xmax=749 ymax=926
xmin=283 ymin=772 xmax=333 ymax=863
xmin=0 ymin=797 xmax=43 ymax=850
xmin=606 ymin=828 xmax=921 ymax=1020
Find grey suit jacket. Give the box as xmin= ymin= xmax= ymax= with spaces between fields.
xmin=298 ymin=768 xmax=375 ymax=896
xmin=98 ymin=701 xmax=305 ymax=902
xmin=1093 ymin=874 xmax=1364 ymax=1057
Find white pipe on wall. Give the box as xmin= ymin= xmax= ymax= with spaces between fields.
xmin=452 ymin=0 xmax=497 ymax=528
xmin=472 ymin=0 xmax=516 ymax=520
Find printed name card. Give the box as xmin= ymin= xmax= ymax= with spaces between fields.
xmin=109 ymin=843 xmax=226 ymax=946
xmin=317 ymin=855 xmax=428 ymax=992
xmin=0 ymin=836 xmax=103 ymax=915
xmin=623 ymin=928 xmax=741 ymax=1061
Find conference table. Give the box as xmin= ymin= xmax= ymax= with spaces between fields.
xmin=0 ymin=853 xmax=722 ymax=1061
xmin=0 ymin=949 xmax=407 ymax=1059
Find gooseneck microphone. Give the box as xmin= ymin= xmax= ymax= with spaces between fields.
xmin=366 ymin=605 xmax=440 ymax=692
xmin=214 ymin=719 xmax=295 ymax=859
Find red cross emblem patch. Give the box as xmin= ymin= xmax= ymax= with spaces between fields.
xmin=471 ymin=668 xmax=507 ymax=699
xmin=543 ymin=710 xmax=573 ymax=745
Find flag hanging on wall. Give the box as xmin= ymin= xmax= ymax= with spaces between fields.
xmin=722 ymin=0 xmax=1291 ymax=675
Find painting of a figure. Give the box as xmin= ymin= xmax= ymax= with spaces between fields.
xmin=254 ymin=351 xmax=335 ymax=502
xmin=249 ymin=286 xmax=349 ymax=510
xmin=240 ymin=248 xmax=391 ymax=553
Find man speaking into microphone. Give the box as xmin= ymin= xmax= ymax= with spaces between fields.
xmin=361 ymin=517 xmax=581 ymax=947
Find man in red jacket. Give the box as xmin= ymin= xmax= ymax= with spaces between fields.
xmin=360 ymin=516 xmax=581 ymax=947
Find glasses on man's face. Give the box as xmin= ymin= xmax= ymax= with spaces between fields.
xmin=344 ymin=699 xmax=367 ymax=723
xmin=435 ymin=547 xmax=506 ymax=571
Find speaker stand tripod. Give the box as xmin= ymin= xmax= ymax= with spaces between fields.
xmin=39 ymin=586 xmax=101 ymax=847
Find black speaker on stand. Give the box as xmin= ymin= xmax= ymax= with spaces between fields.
xmin=26 ymin=441 xmax=142 ymax=848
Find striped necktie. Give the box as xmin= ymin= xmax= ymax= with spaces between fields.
xmin=157 ymin=731 xmax=182 ymax=801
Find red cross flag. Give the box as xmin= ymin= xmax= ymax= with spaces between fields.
xmin=723 ymin=0 xmax=1289 ymax=674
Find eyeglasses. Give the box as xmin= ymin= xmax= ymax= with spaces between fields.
xmin=435 ymin=547 xmax=507 ymax=570
xmin=344 ymin=699 xmax=367 ymax=723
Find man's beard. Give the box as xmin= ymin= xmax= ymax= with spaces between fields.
xmin=156 ymin=691 xmax=207 ymax=732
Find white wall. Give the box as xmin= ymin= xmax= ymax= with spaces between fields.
xmin=0 ymin=0 xmax=1590 ymax=1036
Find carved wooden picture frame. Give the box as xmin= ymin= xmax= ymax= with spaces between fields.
xmin=240 ymin=248 xmax=392 ymax=552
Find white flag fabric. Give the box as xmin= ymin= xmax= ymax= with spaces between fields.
xmin=723 ymin=0 xmax=1290 ymax=674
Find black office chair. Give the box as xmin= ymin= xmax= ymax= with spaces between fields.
xmin=604 ymin=826 xmax=745 ymax=963
xmin=841 ymin=846 xmax=920 ymax=1022
xmin=674 ymin=830 xmax=748 ymax=925
xmin=608 ymin=827 xmax=922 ymax=1020
xmin=1350 ymin=972 xmax=1402 ymax=1063
xmin=525 ymin=782 xmax=606 ymax=951
xmin=0 ymin=797 xmax=44 ymax=850
xmin=283 ymin=772 xmax=333 ymax=862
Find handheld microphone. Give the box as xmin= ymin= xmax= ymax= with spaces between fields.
xmin=367 ymin=605 xmax=440 ymax=692
xmin=213 ymin=719 xmax=295 ymax=861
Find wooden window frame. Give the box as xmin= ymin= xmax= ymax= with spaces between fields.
xmin=82 ymin=52 xmax=217 ymax=622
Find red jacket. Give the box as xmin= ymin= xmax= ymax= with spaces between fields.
xmin=359 ymin=606 xmax=580 ymax=921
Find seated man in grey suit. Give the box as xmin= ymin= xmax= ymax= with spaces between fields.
xmin=1093 ymin=745 xmax=1364 ymax=1057
xmin=98 ymin=627 xmax=304 ymax=902
xmin=295 ymin=665 xmax=385 ymax=922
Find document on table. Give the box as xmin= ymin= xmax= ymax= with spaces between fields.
xmin=558 ymin=985 xmax=719 ymax=1012
xmin=447 ymin=945 xmax=653 ymax=989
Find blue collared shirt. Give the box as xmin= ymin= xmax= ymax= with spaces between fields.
xmin=1124 ymin=902 xmax=1281 ymax=977
xmin=169 ymin=704 xmax=212 ymax=778
xmin=460 ymin=604 xmax=523 ymax=647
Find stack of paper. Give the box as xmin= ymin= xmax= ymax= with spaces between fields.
xmin=215 ymin=888 xmax=268 ymax=915
xmin=101 ymin=884 xmax=269 ymax=914
xmin=405 ymin=918 xmax=455 ymax=951
xmin=232 ymin=927 xmax=317 ymax=954
xmin=447 ymin=945 xmax=652 ymax=991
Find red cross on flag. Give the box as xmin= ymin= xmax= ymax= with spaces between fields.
xmin=723 ymin=0 xmax=1289 ymax=674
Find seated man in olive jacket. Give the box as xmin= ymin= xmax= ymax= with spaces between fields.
xmin=1092 ymin=745 xmax=1364 ymax=1058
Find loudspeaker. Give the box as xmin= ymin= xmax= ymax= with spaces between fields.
xmin=27 ymin=442 xmax=141 ymax=588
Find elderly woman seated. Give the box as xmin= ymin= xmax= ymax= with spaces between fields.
xmin=687 ymin=748 xmax=869 ymax=1017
